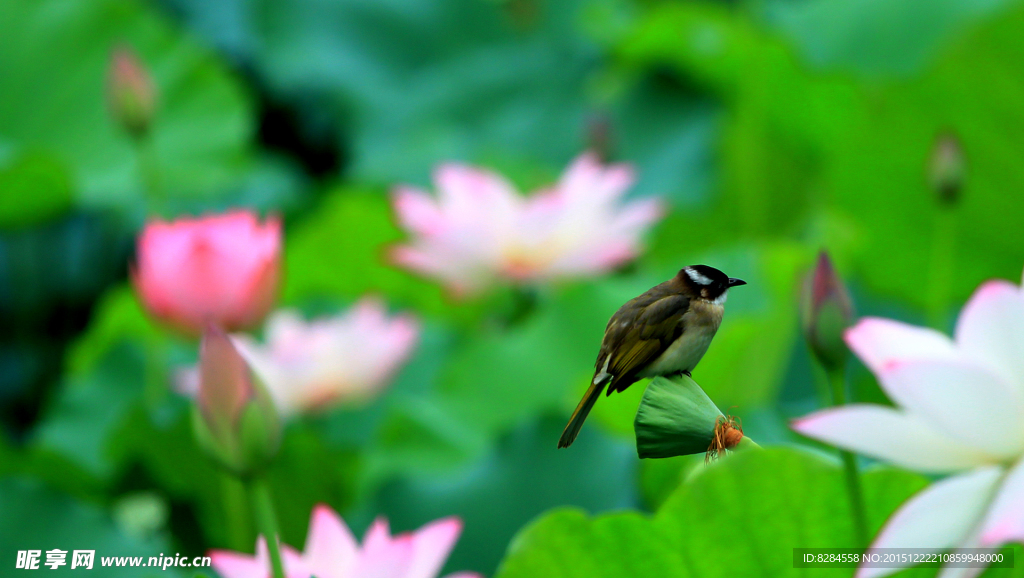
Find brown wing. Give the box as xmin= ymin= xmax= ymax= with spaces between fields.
xmin=596 ymin=292 xmax=689 ymax=395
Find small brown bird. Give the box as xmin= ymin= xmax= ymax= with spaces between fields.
xmin=558 ymin=265 xmax=746 ymax=448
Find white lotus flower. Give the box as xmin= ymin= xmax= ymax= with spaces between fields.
xmin=390 ymin=152 xmax=664 ymax=295
xmin=792 ymin=269 xmax=1024 ymax=578
xmin=229 ymin=299 xmax=419 ymax=416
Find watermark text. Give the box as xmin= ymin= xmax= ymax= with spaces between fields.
xmin=15 ymin=550 xmax=211 ymax=571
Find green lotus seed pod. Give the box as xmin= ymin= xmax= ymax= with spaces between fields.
xmin=634 ymin=374 xmax=724 ymax=459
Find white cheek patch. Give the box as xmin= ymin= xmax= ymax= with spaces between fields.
xmin=712 ymin=290 xmax=728 ymax=305
xmin=685 ymin=267 xmax=713 ymax=286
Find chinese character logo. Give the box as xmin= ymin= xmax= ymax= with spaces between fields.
xmin=71 ymin=551 xmax=95 ymax=570
xmin=44 ymin=550 xmax=67 ymax=570
xmin=15 ymin=551 xmax=40 ymax=570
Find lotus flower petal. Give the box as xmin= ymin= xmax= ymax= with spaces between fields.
xmin=844 ymin=318 xmax=958 ymax=375
xmin=955 ymin=280 xmax=1024 ymax=388
xmin=208 ymin=549 xmax=265 ymax=578
xmin=209 ymin=507 xmax=472 ymax=578
xmin=303 ymin=504 xmax=359 ymax=578
xmin=877 ymin=359 xmax=1024 ymax=458
xmin=405 ymin=518 xmax=463 ymax=578
xmin=935 ymin=564 xmax=987 ymax=578
xmin=856 ymin=467 xmax=1003 ymax=578
xmin=557 ymin=152 xmax=634 ymax=204
xmin=133 ymin=211 xmax=281 ymax=335
xmin=978 ymin=457 xmax=1024 ymax=547
xmin=351 ymin=533 xmax=414 ymax=578
xmin=362 ymin=518 xmax=392 ymax=553
xmin=791 ymin=405 xmax=991 ymax=473
xmin=393 ymin=186 xmax=446 ymax=237
xmin=231 ymin=300 xmax=419 ymax=416
xmin=390 ymin=245 xmax=485 ymax=295
xmin=211 ymin=537 xmax=307 ymax=578
xmin=391 ymin=152 xmax=662 ymax=294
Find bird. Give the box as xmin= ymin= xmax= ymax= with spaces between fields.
xmin=557 ymin=265 xmax=746 ymax=448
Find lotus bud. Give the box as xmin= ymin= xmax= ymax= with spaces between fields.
xmin=801 ymin=251 xmax=854 ymax=372
xmin=191 ymin=324 xmax=280 ymax=476
xmin=928 ymin=131 xmax=965 ymax=207
xmin=586 ymin=113 xmax=614 ymax=163
xmin=107 ymin=46 xmax=156 ymax=140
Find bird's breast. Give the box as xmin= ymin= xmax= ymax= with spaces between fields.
xmin=639 ymin=300 xmax=724 ymax=377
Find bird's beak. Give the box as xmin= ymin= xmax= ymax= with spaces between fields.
xmin=727 ymin=278 xmax=747 ymax=287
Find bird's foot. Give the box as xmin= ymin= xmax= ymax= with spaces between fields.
xmin=682 ymin=370 xmax=692 ymax=378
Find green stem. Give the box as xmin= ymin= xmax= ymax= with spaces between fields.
xmin=503 ymin=286 xmax=538 ymax=327
xmin=926 ymin=210 xmax=955 ymax=330
xmin=247 ymin=477 xmax=285 ymax=578
xmin=811 ymin=369 xmax=832 ymax=408
xmin=827 ymin=365 xmax=848 ymax=406
xmin=839 ymin=450 xmax=868 ymax=547
xmin=828 ymin=368 xmax=869 ymax=547
xmin=736 ymin=436 xmax=762 ymax=450
xmin=134 ymin=134 xmax=163 ymax=213
xmin=142 ymin=338 xmax=165 ymax=415
xmin=220 ymin=474 xmax=251 ymax=551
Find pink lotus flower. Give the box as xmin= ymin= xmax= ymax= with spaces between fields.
xmin=230 ymin=299 xmax=419 ymax=416
xmin=133 ymin=211 xmax=281 ymax=336
xmin=210 ymin=505 xmax=479 ymax=578
xmin=391 ymin=152 xmax=663 ymax=294
xmin=792 ymin=269 xmax=1024 ymax=578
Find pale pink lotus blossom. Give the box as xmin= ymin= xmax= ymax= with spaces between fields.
xmin=390 ymin=152 xmax=664 ymax=294
xmin=792 ymin=269 xmax=1024 ymax=578
xmin=133 ymin=211 xmax=281 ymax=336
xmin=210 ymin=504 xmax=479 ymax=578
xmin=229 ymin=299 xmax=419 ymax=416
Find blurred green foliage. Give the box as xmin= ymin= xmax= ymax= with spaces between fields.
xmin=0 ymin=151 xmax=73 ymax=229
xmin=625 ymin=0 xmax=1024 ymax=310
xmin=284 ymin=189 xmax=451 ymax=317
xmin=0 ymin=0 xmax=253 ymax=215
xmin=0 ymin=478 xmax=186 ymax=577
xmin=4 ymin=0 xmax=1024 ymax=576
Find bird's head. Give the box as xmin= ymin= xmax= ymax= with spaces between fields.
xmin=678 ymin=265 xmax=746 ymax=304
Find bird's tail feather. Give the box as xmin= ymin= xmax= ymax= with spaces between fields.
xmin=558 ymin=377 xmax=608 ymax=448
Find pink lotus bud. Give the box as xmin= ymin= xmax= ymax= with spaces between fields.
xmin=132 ymin=210 xmax=281 ymax=337
xmin=928 ymin=131 xmax=965 ymax=207
xmin=586 ymin=113 xmax=614 ymax=163
xmin=192 ymin=325 xmax=280 ymax=476
xmin=801 ymin=251 xmax=854 ymax=371
xmin=197 ymin=325 xmax=253 ymax=428
xmin=107 ymin=46 xmax=157 ymax=139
